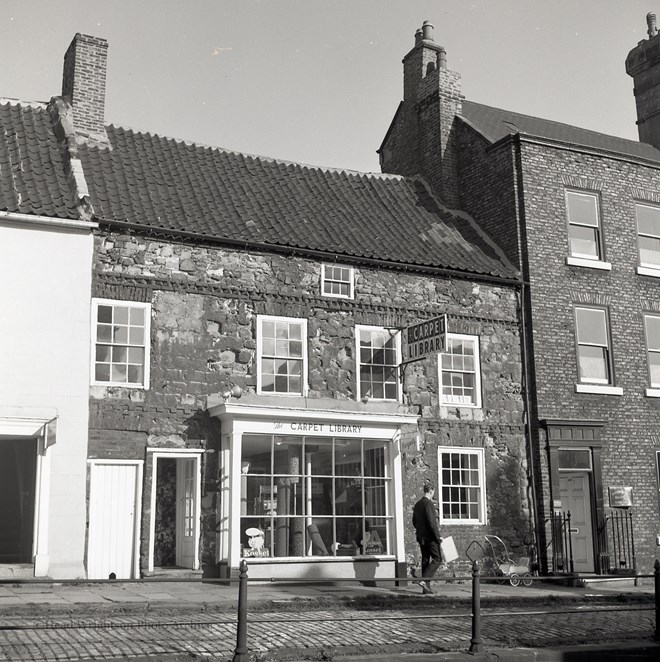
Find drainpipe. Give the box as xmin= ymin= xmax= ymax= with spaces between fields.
xmin=511 ymin=136 xmax=541 ymax=567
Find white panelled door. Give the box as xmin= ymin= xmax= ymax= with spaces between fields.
xmin=559 ymin=472 xmax=595 ymax=573
xmin=87 ymin=461 xmax=142 ymax=579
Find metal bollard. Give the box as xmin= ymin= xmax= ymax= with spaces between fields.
xmin=232 ymin=559 xmax=249 ymax=662
xmin=655 ymin=559 xmax=660 ymax=642
xmin=469 ymin=559 xmax=483 ymax=653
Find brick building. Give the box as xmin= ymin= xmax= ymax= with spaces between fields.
xmin=381 ymin=16 xmax=660 ymax=576
xmin=0 ymin=33 xmax=533 ymax=580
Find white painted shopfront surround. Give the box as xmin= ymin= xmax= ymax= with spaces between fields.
xmin=208 ymin=397 xmax=417 ymax=580
xmin=0 ymin=213 xmax=96 ymax=578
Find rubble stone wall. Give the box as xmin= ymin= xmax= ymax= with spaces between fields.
xmin=90 ymin=230 xmax=530 ymax=575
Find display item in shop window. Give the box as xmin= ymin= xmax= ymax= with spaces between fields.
xmin=243 ymin=526 xmax=270 ymax=558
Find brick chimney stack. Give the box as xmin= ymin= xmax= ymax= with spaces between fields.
xmin=379 ymin=21 xmax=463 ymax=208
xmin=61 ymin=33 xmax=108 ymax=140
xmin=626 ymin=13 xmax=660 ymax=149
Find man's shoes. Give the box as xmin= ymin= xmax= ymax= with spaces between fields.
xmin=421 ymin=581 xmax=434 ymax=595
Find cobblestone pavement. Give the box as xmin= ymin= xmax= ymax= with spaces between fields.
xmin=0 ymin=604 xmax=655 ymax=661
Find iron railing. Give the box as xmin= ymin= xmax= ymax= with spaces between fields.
xmin=546 ymin=511 xmax=574 ymax=574
xmin=599 ymin=508 xmax=636 ymax=575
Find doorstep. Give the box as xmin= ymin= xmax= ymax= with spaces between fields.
xmin=0 ymin=564 xmax=34 ymax=580
xmin=147 ymin=566 xmax=204 ymax=579
xmin=576 ymin=574 xmax=640 ymax=589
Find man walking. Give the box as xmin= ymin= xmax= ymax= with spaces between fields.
xmin=412 ymin=484 xmax=443 ymax=594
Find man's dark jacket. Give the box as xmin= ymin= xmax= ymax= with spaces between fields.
xmin=412 ymin=496 xmax=441 ymax=543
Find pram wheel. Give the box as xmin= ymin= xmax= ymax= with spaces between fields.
xmin=522 ymin=572 xmax=534 ymax=587
xmin=509 ymin=573 xmax=520 ymax=587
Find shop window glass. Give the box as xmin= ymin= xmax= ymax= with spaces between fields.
xmin=239 ymin=434 xmax=391 ymax=559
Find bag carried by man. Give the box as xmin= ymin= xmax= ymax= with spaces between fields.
xmin=440 ymin=535 xmax=458 ymax=563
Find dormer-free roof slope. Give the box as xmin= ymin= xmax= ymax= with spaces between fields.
xmin=75 ymin=125 xmax=517 ymax=280
xmin=460 ymin=100 xmax=660 ymax=162
xmin=0 ymin=100 xmax=79 ymax=218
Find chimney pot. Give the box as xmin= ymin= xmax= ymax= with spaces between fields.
xmin=438 ymin=46 xmax=447 ymax=69
xmin=648 ymin=12 xmax=658 ymax=37
xmin=415 ymin=28 xmax=423 ymax=46
xmin=422 ymin=21 xmax=434 ymax=42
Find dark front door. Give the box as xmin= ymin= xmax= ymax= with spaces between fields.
xmin=0 ymin=439 xmax=37 ymax=563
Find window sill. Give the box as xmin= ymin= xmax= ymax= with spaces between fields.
xmin=91 ymin=382 xmax=147 ymax=390
xmin=565 ymin=256 xmax=611 ymax=271
xmin=637 ymin=265 xmax=660 ymax=278
xmin=440 ymin=401 xmax=481 ymax=409
xmin=321 ymin=293 xmax=354 ymax=300
xmin=574 ymin=384 xmax=623 ymax=396
xmin=645 ymin=388 xmax=660 ymax=398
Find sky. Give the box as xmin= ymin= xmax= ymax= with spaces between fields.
xmin=1 ymin=1 xmax=657 ymax=173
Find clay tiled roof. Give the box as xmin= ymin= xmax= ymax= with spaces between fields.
xmin=0 ymin=100 xmax=79 ymax=218
xmin=461 ymin=100 xmax=660 ymax=162
xmin=77 ymin=126 xmax=517 ymax=279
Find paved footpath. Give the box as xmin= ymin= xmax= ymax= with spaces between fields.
xmin=0 ymin=577 xmax=657 ymax=660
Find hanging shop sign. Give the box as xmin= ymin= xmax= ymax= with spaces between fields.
xmin=402 ymin=314 xmax=447 ymax=365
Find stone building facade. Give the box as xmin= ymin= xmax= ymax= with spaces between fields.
xmin=381 ymin=16 xmax=660 ymax=576
xmin=88 ymin=229 xmax=528 ymax=579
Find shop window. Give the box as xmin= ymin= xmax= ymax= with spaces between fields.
xmin=356 ymin=325 xmax=400 ymax=401
xmin=257 ymin=315 xmax=307 ymax=395
xmin=636 ymin=203 xmax=660 ymax=272
xmin=322 ymin=264 xmax=354 ymax=299
xmin=574 ymin=306 xmax=613 ymax=385
xmin=91 ymin=299 xmax=150 ymax=388
xmin=438 ymin=448 xmax=486 ymax=525
xmin=239 ymin=435 xmax=392 ymax=559
xmin=439 ymin=334 xmax=481 ymax=407
xmin=565 ymin=190 xmax=604 ymax=262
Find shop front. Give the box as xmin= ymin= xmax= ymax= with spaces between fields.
xmin=208 ymin=397 xmax=417 ymax=580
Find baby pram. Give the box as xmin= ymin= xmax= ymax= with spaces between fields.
xmin=480 ymin=535 xmax=534 ymax=587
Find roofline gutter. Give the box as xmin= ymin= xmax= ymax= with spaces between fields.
xmin=94 ymin=216 xmax=526 ymax=288
xmin=0 ymin=210 xmax=98 ymax=231
xmin=486 ymin=130 xmax=660 ymax=170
